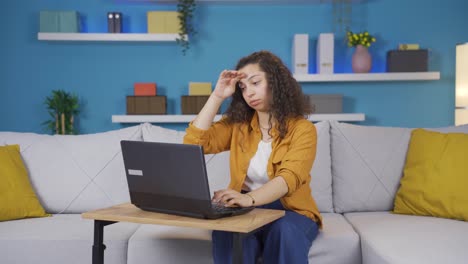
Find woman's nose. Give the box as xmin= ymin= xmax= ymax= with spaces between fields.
xmin=245 ymin=86 xmax=255 ymax=97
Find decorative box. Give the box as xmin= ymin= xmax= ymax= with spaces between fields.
xmin=134 ymin=83 xmax=157 ymax=96
xmin=189 ymin=82 xmax=212 ymax=96
xmin=181 ymin=96 xmax=220 ymax=114
xmin=39 ymin=11 xmax=80 ymax=33
xmin=126 ymin=96 xmax=166 ymax=115
xmin=147 ymin=11 xmax=181 ymax=34
xmin=386 ymin=50 xmax=428 ymax=72
xmin=306 ymin=94 xmax=343 ymax=113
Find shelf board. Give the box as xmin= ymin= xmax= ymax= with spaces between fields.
xmin=294 ymin=72 xmax=440 ymax=82
xmin=112 ymin=114 xmax=365 ymax=123
xmin=38 ymin=33 xmax=186 ymax=42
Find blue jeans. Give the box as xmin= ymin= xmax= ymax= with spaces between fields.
xmin=212 ymin=200 xmax=319 ymax=264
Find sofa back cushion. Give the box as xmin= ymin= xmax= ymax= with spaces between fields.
xmin=0 ymin=125 xmax=143 ymax=214
xmin=142 ymin=121 xmax=334 ymax=213
xmin=142 ymin=122 xmax=230 ymax=199
xmin=310 ymin=121 xmax=333 ymax=213
xmin=331 ymin=121 xmax=468 ymax=213
xmin=330 ymin=121 xmax=412 ymax=213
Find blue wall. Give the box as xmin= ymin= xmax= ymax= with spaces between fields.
xmin=1 ymin=0 xmax=467 ymax=134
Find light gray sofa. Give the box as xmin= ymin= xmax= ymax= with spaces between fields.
xmin=1 ymin=121 xmax=467 ymax=264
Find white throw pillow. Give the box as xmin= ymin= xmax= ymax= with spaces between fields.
xmin=0 ymin=125 xmax=144 ymax=214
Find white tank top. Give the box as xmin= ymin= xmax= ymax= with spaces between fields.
xmin=243 ymin=140 xmax=272 ymax=191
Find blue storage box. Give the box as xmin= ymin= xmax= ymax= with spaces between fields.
xmin=40 ymin=11 xmax=80 ymax=32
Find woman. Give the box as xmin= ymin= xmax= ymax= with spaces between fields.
xmin=183 ymin=50 xmax=321 ymax=264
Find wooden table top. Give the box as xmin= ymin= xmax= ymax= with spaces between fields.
xmin=82 ymin=203 xmax=285 ymax=233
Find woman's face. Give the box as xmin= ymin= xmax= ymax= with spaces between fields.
xmin=237 ymin=63 xmax=272 ymax=112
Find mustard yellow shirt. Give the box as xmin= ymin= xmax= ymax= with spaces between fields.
xmin=183 ymin=113 xmax=322 ymax=227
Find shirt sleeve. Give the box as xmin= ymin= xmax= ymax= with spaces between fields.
xmin=183 ymin=117 xmax=233 ymax=154
xmin=276 ymin=121 xmax=317 ymax=196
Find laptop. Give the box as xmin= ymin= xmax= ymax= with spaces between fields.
xmin=120 ymin=140 xmax=254 ymax=219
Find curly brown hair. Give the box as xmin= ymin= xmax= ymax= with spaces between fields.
xmin=224 ymin=50 xmax=312 ymax=139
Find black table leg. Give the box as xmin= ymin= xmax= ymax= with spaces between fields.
xmin=92 ymin=220 xmax=116 ymax=264
xmin=232 ymin=226 xmax=264 ymax=264
xmin=232 ymin=232 xmax=245 ymax=264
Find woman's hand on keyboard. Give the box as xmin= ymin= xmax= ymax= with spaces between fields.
xmin=212 ymin=189 xmax=254 ymax=208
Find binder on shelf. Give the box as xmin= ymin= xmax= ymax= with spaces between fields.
xmin=114 ymin=12 xmax=122 ymax=33
xmin=317 ymin=33 xmax=334 ymax=74
xmin=107 ymin=12 xmax=122 ymax=33
xmin=107 ymin=12 xmax=115 ymax=33
xmin=292 ymin=34 xmax=309 ymax=74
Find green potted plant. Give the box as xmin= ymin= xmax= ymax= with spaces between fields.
xmin=42 ymin=90 xmax=80 ymax=134
xmin=177 ymin=0 xmax=197 ymax=55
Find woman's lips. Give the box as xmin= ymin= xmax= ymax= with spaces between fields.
xmin=250 ymin=99 xmax=260 ymax=106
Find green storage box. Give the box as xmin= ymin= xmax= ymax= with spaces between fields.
xmin=40 ymin=11 xmax=80 ymax=32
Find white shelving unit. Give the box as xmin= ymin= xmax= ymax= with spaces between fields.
xmin=37 ymin=33 xmax=185 ymax=42
xmin=111 ymin=113 xmax=365 ymax=123
xmin=294 ymin=72 xmax=440 ymax=82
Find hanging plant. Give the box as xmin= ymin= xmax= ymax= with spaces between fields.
xmin=177 ymin=0 xmax=197 ymax=55
xmin=42 ymin=90 xmax=80 ymax=134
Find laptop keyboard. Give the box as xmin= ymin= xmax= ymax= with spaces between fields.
xmin=211 ymin=202 xmax=245 ymax=214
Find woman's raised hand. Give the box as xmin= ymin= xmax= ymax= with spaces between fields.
xmin=213 ymin=70 xmax=246 ymax=100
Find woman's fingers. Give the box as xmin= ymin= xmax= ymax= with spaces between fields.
xmin=212 ymin=189 xmax=239 ymax=204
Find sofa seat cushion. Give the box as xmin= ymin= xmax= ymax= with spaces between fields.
xmin=0 ymin=214 xmax=139 ymax=264
xmin=344 ymin=212 xmax=468 ymax=264
xmin=126 ymin=213 xmax=360 ymax=264
xmin=309 ymin=213 xmax=362 ymax=264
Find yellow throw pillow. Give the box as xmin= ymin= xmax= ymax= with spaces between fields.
xmin=0 ymin=144 xmax=50 ymax=221
xmin=393 ymin=129 xmax=468 ymax=221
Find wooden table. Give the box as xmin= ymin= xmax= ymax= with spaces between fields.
xmin=82 ymin=203 xmax=285 ymax=264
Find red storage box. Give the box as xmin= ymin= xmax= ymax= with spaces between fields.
xmin=134 ymin=83 xmax=157 ymax=96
